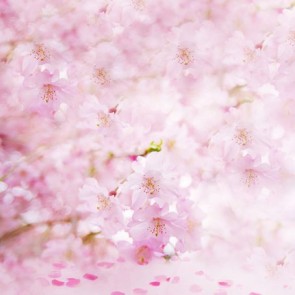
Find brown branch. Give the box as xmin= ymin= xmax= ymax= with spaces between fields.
xmin=0 ymin=217 xmax=73 ymax=244
xmin=0 ymin=224 xmax=33 ymax=243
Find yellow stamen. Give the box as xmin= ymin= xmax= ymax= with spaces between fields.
xmin=141 ymin=176 xmax=159 ymax=195
xmin=244 ymin=169 xmax=257 ymax=187
xmin=234 ymin=128 xmax=251 ymax=146
xmin=32 ymin=44 xmax=49 ymax=62
xmin=148 ymin=218 xmax=166 ymax=237
xmin=42 ymin=84 xmax=56 ymax=103
xmin=97 ymin=194 xmax=111 ymax=211
xmin=97 ymin=113 xmax=111 ymax=128
xmin=93 ymin=68 xmax=110 ymax=86
xmin=177 ymin=47 xmax=193 ymax=66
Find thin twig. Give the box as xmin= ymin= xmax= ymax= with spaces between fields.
xmin=0 ymin=217 xmax=73 ymax=244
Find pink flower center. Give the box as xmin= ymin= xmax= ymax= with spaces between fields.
xmin=97 ymin=194 xmax=111 ymax=211
xmin=132 ymin=0 xmax=145 ymax=10
xmin=177 ymin=47 xmax=193 ymax=66
xmin=93 ymin=68 xmax=110 ymax=86
xmin=32 ymin=44 xmax=49 ymax=62
xmin=166 ymin=139 xmax=175 ymax=150
xmin=148 ymin=218 xmax=166 ymax=237
xmin=243 ymin=47 xmax=255 ymax=63
xmin=234 ymin=128 xmax=251 ymax=146
xmin=288 ymin=31 xmax=295 ymax=46
xmin=97 ymin=112 xmax=111 ymax=128
xmin=244 ymin=169 xmax=257 ymax=187
xmin=135 ymin=245 xmax=152 ymax=265
xmin=187 ymin=218 xmax=198 ymax=233
xmin=42 ymin=84 xmax=56 ymax=103
xmin=141 ymin=176 xmax=159 ymax=195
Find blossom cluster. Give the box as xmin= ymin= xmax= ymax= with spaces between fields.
xmin=1 ymin=0 xmax=295 ymax=294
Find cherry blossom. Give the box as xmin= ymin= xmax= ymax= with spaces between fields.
xmin=2 ymin=0 xmax=295 ymax=294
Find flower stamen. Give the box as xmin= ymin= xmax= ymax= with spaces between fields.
xmin=288 ymin=31 xmax=295 ymax=47
xmin=148 ymin=218 xmax=166 ymax=237
xmin=32 ymin=44 xmax=49 ymax=62
xmin=93 ymin=68 xmax=110 ymax=86
xmin=244 ymin=169 xmax=258 ymax=187
xmin=42 ymin=84 xmax=56 ymax=103
xmin=97 ymin=194 xmax=111 ymax=211
xmin=234 ymin=128 xmax=251 ymax=146
xmin=141 ymin=176 xmax=159 ymax=195
xmin=135 ymin=245 xmax=151 ymax=265
xmin=97 ymin=112 xmax=111 ymax=128
xmin=176 ymin=47 xmax=193 ymax=66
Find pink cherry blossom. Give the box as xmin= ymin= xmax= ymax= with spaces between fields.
xmin=2 ymin=0 xmax=295 ymax=294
